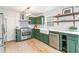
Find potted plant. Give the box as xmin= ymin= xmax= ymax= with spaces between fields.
xmin=68 ymin=26 xmax=77 ymax=31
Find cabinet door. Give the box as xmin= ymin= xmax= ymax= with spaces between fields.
xmin=16 ymin=30 xmax=21 ymax=42
xmin=32 ymin=18 xmax=36 ymax=24
xmin=36 ymin=16 xmax=44 ymax=24
xmin=59 ymin=34 xmax=62 ymax=51
xmin=29 ymin=16 xmax=44 ymax=24
xmin=33 ymin=29 xmax=36 ymax=38
xmin=29 ymin=17 xmax=36 ymax=24
xmin=67 ymin=39 xmax=76 ymax=53
xmin=67 ymin=34 xmax=78 ymax=53
xmin=39 ymin=33 xmax=44 ymax=42
xmin=37 ymin=17 xmax=42 ymax=24
xmin=43 ymin=34 xmax=49 ymax=44
xmin=32 ymin=29 xmax=35 ymax=38
xmin=33 ymin=29 xmax=40 ymax=40
xmin=39 ymin=33 xmax=49 ymax=44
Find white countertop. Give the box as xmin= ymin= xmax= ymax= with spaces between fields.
xmin=49 ymin=29 xmax=79 ymax=35
xmin=30 ymin=26 xmax=79 ymax=35
xmin=39 ymin=27 xmax=79 ymax=35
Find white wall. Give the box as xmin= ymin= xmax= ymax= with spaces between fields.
xmin=0 ymin=9 xmax=20 ymax=41
xmin=43 ymin=6 xmax=79 ymax=30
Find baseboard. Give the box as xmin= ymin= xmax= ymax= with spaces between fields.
xmin=5 ymin=40 xmax=16 ymax=43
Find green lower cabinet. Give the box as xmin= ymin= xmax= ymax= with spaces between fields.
xmin=40 ymin=33 xmax=49 ymax=45
xmin=59 ymin=33 xmax=78 ymax=53
xmin=16 ymin=29 xmax=21 ymax=42
xmin=32 ymin=29 xmax=49 ymax=45
xmin=35 ymin=29 xmax=40 ymax=39
xmin=43 ymin=34 xmax=49 ymax=44
xmin=39 ymin=33 xmax=43 ymax=41
xmin=32 ymin=29 xmax=35 ymax=38
xmin=67 ymin=39 xmax=77 ymax=53
xmin=59 ymin=34 xmax=62 ymax=51
xmin=32 ymin=29 xmax=41 ymax=40
xmin=67 ymin=34 xmax=78 ymax=53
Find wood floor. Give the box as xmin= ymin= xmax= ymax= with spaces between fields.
xmin=5 ymin=38 xmax=61 ymax=53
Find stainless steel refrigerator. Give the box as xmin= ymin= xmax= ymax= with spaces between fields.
xmin=0 ymin=13 xmax=7 ymax=53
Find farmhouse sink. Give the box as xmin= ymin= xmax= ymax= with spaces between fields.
xmin=40 ymin=28 xmax=49 ymax=34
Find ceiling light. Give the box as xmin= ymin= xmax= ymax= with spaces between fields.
xmin=26 ymin=13 xmax=31 ymax=16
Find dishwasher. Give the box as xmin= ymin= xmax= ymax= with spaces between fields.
xmin=49 ymin=32 xmax=59 ymax=49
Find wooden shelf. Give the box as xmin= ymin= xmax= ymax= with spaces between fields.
xmin=53 ymin=12 xmax=79 ymax=18
xmin=52 ymin=19 xmax=79 ymax=23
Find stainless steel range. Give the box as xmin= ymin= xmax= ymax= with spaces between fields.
xmin=21 ymin=27 xmax=32 ymax=40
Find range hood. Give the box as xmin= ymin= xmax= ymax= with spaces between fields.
xmin=20 ymin=6 xmax=31 ymax=20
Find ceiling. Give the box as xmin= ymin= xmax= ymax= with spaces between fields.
xmin=30 ymin=6 xmax=56 ymax=13
xmin=0 ymin=6 xmax=57 ymax=15
xmin=0 ymin=6 xmax=27 ymax=12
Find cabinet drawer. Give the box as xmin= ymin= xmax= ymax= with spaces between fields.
xmin=67 ymin=34 xmax=78 ymax=41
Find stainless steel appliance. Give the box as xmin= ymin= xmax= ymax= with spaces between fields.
xmin=0 ymin=13 xmax=6 ymax=53
xmin=21 ymin=27 xmax=32 ymax=40
xmin=49 ymin=32 xmax=59 ymax=49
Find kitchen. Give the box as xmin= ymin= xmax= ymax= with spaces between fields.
xmin=0 ymin=6 xmax=79 ymax=53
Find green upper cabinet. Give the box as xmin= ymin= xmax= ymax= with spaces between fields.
xmin=29 ymin=16 xmax=45 ymax=24
xmin=36 ymin=16 xmax=44 ymax=24
xmin=29 ymin=17 xmax=36 ymax=24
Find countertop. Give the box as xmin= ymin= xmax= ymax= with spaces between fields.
xmin=37 ymin=27 xmax=79 ymax=35
xmin=29 ymin=26 xmax=79 ymax=35
xmin=49 ymin=29 xmax=79 ymax=35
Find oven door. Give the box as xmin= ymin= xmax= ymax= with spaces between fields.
xmin=22 ymin=31 xmax=31 ymax=36
xmin=21 ymin=29 xmax=31 ymax=40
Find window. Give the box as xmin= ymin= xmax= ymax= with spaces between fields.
xmin=46 ymin=16 xmax=54 ymax=26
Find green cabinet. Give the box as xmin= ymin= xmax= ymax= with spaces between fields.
xmin=43 ymin=33 xmax=49 ymax=44
xmin=67 ymin=39 xmax=76 ymax=53
xmin=32 ymin=29 xmax=49 ymax=45
xmin=29 ymin=16 xmax=44 ymax=24
xmin=32 ymin=29 xmax=40 ymax=39
xmin=16 ymin=29 xmax=21 ymax=42
xmin=37 ymin=16 xmax=44 ymax=24
xmin=32 ymin=29 xmax=79 ymax=53
xmin=39 ymin=33 xmax=49 ymax=44
xmin=59 ymin=33 xmax=67 ymax=52
xmin=60 ymin=33 xmax=78 ymax=53
xmin=32 ymin=29 xmax=35 ymax=38
xmin=34 ymin=29 xmax=40 ymax=39
xmin=29 ymin=17 xmax=36 ymax=24
xmin=67 ymin=34 xmax=78 ymax=53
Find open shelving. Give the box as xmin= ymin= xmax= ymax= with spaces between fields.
xmin=62 ymin=35 xmax=67 ymax=52
xmin=53 ymin=12 xmax=79 ymax=17
xmin=52 ymin=19 xmax=79 ymax=22
xmin=53 ymin=12 xmax=79 ymax=26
